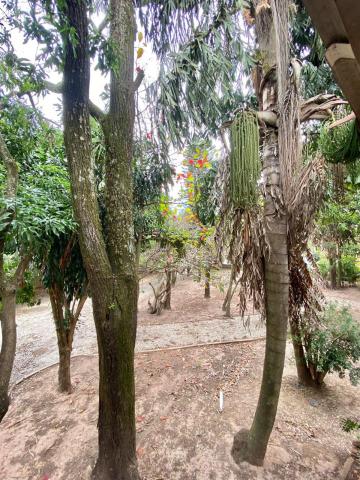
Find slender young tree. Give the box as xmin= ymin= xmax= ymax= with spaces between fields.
xmin=0 ymin=101 xmax=73 ymax=419
xmin=43 ymin=233 xmax=87 ymax=393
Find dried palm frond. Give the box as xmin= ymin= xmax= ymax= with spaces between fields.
xmin=288 ymin=156 xmax=327 ymax=343
xmin=272 ymin=0 xmax=302 ymax=208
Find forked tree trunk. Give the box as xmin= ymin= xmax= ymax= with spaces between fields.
xmin=0 ymin=289 xmax=16 ymax=421
xmin=49 ymin=286 xmax=81 ymax=393
xmin=204 ymin=265 xmax=211 ymax=298
xmin=232 ymin=2 xmax=289 ymax=466
xmin=61 ymin=1 xmax=140 ymax=478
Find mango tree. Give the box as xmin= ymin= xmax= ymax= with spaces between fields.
xmin=0 ymin=102 xmax=74 ymax=419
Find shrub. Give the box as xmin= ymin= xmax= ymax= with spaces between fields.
xmin=306 ymin=303 xmax=360 ymax=384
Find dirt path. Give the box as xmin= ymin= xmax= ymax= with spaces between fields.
xmin=4 ymin=278 xmax=360 ymax=386
xmin=7 ymin=275 xmax=262 ymax=385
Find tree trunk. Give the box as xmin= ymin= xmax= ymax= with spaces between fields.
xmin=61 ymin=1 xmax=140 ymax=478
xmin=329 ymin=251 xmax=337 ymax=289
xmin=223 ymin=265 xmax=236 ymax=316
xmin=337 ymin=247 xmax=343 ymax=286
xmin=49 ymin=287 xmax=77 ymax=393
xmin=58 ymin=342 xmax=71 ymax=393
xmin=308 ymin=363 xmax=327 ymax=386
xmin=92 ymin=282 xmax=138 ymax=480
xmin=0 ymin=104 xmax=21 ymax=422
xmin=204 ymin=266 xmax=211 ymax=298
xmin=290 ymin=321 xmax=314 ymax=386
xmin=233 ymin=130 xmax=289 ymax=466
xmin=171 ymin=270 xmax=177 ymax=286
xmin=232 ymin=3 xmax=289 ymax=466
xmin=164 ymin=269 xmax=172 ymax=310
xmin=0 ymin=288 xmax=16 ymax=421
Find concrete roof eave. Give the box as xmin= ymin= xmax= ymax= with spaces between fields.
xmin=302 ymin=0 xmax=360 ymax=121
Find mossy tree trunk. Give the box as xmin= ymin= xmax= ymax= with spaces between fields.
xmin=61 ymin=1 xmax=141 ymax=478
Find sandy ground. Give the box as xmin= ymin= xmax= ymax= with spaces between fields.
xmin=8 ymin=275 xmax=262 ymax=384
xmin=0 ymin=278 xmax=359 ymax=479
xmin=0 ymin=342 xmax=359 ymax=480
xmin=7 ymin=276 xmax=359 ymax=386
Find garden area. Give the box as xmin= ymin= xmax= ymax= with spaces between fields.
xmin=0 ymin=1 xmax=360 ymax=480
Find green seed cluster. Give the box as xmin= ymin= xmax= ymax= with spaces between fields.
xmin=230 ymin=111 xmax=260 ymax=207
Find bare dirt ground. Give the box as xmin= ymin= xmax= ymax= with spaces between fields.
xmin=0 ymin=342 xmax=359 ymax=480
xmin=8 ymin=275 xmax=262 ymax=384
xmin=0 ymin=278 xmax=359 ymax=479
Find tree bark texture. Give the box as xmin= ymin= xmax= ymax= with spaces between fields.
xmin=61 ymin=1 xmax=140 ymax=478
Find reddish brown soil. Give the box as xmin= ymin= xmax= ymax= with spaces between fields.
xmin=0 ymin=340 xmax=359 ymax=480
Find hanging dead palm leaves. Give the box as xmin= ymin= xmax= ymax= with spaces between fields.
xmin=230 ymin=111 xmax=260 ymax=208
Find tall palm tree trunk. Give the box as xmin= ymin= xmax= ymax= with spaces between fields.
xmin=232 ymin=1 xmax=290 ymax=466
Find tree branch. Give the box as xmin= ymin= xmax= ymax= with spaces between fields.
xmin=13 ymin=254 xmax=31 ymax=287
xmin=134 ymin=69 xmax=145 ymax=92
xmin=221 ymin=94 xmax=348 ymax=130
xmin=329 ymin=112 xmax=356 ymax=129
xmin=44 ymin=80 xmax=106 ymax=123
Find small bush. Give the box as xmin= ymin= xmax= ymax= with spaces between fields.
xmin=306 ymin=303 xmax=360 ymax=383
